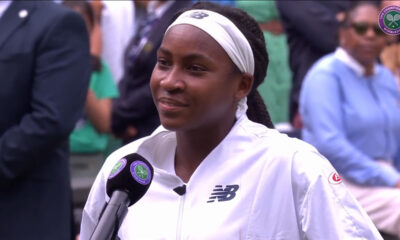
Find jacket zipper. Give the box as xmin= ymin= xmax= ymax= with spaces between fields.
xmin=176 ymin=194 xmax=185 ymax=240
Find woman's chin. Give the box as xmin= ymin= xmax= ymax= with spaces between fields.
xmin=160 ymin=120 xmax=182 ymax=131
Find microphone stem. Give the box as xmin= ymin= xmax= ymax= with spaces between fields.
xmin=90 ymin=191 xmax=130 ymax=240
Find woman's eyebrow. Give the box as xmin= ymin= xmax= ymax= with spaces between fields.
xmin=158 ymin=47 xmax=214 ymax=63
xmin=182 ymin=54 xmax=213 ymax=63
xmin=157 ymin=47 xmax=171 ymax=56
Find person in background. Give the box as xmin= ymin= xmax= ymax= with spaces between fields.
xmin=81 ymin=2 xmax=382 ymax=239
xmin=87 ymin=0 xmax=102 ymax=60
xmin=64 ymin=0 xmax=119 ymax=157
xmin=91 ymin=0 xmax=135 ymax=85
xmin=380 ymin=36 xmax=400 ymax=90
xmin=0 ymin=1 xmax=90 ymax=239
xmin=236 ymin=0 xmax=292 ymax=126
xmin=111 ymin=0 xmax=192 ymax=144
xmin=88 ymin=0 xmax=136 ymax=157
xmin=380 ymin=0 xmax=400 ymax=91
xmin=62 ymin=1 xmax=119 ymax=232
xmin=300 ymin=1 xmax=400 ymax=238
xmin=277 ymin=0 xmax=351 ymax=131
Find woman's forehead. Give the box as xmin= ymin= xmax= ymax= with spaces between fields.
xmin=161 ymin=24 xmax=228 ymax=57
xmin=350 ymin=4 xmax=379 ymax=22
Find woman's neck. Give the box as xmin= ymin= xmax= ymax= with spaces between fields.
xmin=364 ymin=63 xmax=374 ymax=76
xmin=174 ymin=120 xmax=235 ymax=182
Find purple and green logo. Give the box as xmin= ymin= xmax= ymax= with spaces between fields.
xmin=130 ymin=161 xmax=151 ymax=185
xmin=108 ymin=158 xmax=127 ymax=179
xmin=379 ymin=5 xmax=400 ymax=35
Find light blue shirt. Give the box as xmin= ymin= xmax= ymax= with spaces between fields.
xmin=300 ymin=48 xmax=400 ymax=187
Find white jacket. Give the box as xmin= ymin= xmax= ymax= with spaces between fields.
xmin=80 ymin=115 xmax=382 ymax=240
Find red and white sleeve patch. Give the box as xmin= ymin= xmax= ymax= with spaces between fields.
xmin=328 ymin=172 xmax=342 ymax=184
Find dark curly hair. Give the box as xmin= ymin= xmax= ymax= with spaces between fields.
xmin=172 ymin=2 xmax=274 ymax=128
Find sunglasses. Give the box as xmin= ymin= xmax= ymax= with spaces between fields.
xmin=348 ymin=22 xmax=385 ymax=36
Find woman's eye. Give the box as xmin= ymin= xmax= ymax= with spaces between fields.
xmin=157 ymin=58 xmax=169 ymax=68
xmin=157 ymin=58 xmax=167 ymax=65
xmin=187 ymin=65 xmax=206 ymax=72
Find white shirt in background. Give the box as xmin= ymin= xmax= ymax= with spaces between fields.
xmin=101 ymin=0 xmax=135 ymax=84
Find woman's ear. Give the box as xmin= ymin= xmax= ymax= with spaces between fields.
xmin=235 ymin=73 xmax=253 ymax=100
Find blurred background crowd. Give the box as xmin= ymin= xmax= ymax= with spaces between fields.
xmin=0 ymin=0 xmax=400 ymax=239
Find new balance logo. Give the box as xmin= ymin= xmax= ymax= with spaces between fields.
xmin=207 ymin=184 xmax=239 ymax=203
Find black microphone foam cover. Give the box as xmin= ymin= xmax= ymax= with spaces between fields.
xmin=106 ymin=153 xmax=154 ymax=206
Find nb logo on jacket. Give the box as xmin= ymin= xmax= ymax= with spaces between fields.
xmin=207 ymin=184 xmax=239 ymax=203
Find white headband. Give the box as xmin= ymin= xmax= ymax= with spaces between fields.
xmin=166 ymin=9 xmax=255 ymax=75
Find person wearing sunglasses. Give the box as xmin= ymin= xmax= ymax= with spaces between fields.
xmin=300 ymin=1 xmax=400 ymax=238
xmin=347 ymin=21 xmax=385 ymax=37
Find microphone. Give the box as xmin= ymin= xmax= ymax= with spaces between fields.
xmin=89 ymin=153 xmax=154 ymax=240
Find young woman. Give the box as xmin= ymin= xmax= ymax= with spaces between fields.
xmin=81 ymin=2 xmax=382 ymax=239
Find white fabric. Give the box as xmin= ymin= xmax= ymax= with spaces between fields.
xmin=101 ymin=1 xmax=134 ymax=84
xmin=343 ymin=179 xmax=400 ymax=238
xmin=167 ymin=9 xmax=254 ymax=75
xmin=235 ymin=97 xmax=247 ymax=118
xmin=0 ymin=1 xmax=11 ymax=19
xmin=342 ymin=161 xmax=400 ymax=238
xmin=81 ymin=115 xmax=382 ymax=239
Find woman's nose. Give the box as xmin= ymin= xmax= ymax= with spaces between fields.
xmin=160 ymin=68 xmax=184 ymax=91
xmin=365 ymin=26 xmax=378 ymax=38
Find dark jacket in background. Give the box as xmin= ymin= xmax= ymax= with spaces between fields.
xmin=111 ymin=1 xmax=192 ymax=144
xmin=0 ymin=1 xmax=90 ymax=239
xmin=276 ymin=1 xmax=351 ymax=122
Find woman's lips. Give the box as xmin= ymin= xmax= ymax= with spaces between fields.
xmin=158 ymin=97 xmax=189 ymax=112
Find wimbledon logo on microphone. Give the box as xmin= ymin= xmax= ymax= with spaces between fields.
xmin=130 ymin=161 xmax=152 ymax=185
xmin=108 ymin=158 xmax=127 ymax=179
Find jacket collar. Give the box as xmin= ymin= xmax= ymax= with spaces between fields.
xmin=334 ymin=47 xmax=378 ymax=77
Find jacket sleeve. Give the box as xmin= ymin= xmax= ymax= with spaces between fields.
xmin=276 ymin=1 xmax=339 ymax=53
xmin=300 ymin=68 xmax=400 ymax=187
xmin=0 ymin=11 xmax=91 ymax=184
xmin=291 ymin=150 xmax=383 ymax=240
